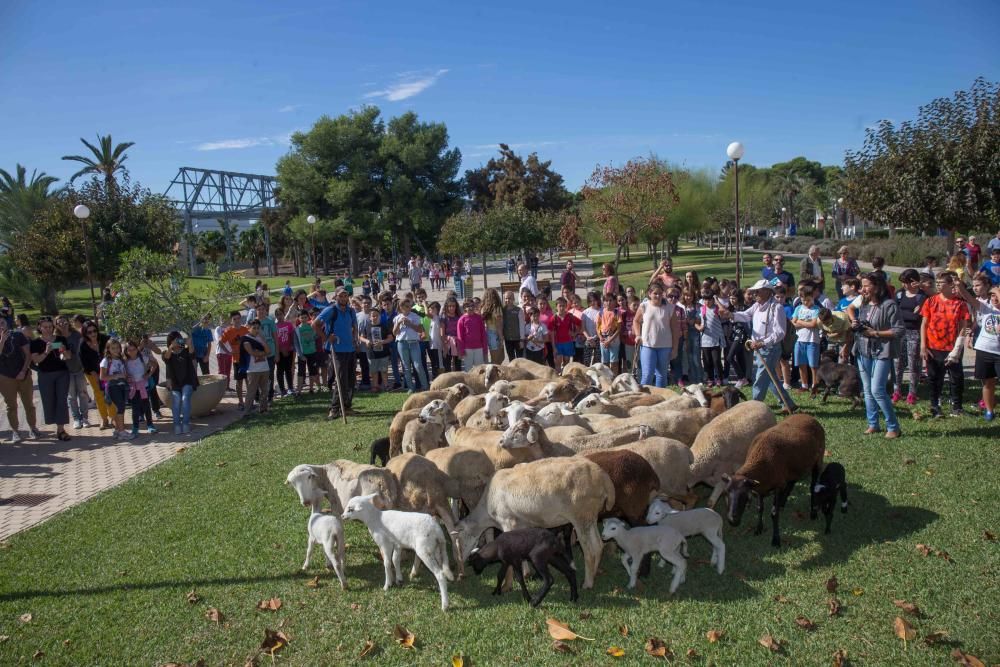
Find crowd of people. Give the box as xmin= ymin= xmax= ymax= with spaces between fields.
xmin=5 ymin=237 xmax=998 ymax=444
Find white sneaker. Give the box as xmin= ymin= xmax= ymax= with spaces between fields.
xmin=782 ymin=382 xmax=792 ymax=392
xmin=26 ymin=428 xmax=38 ymax=440
xmin=116 ymin=430 xmax=136 ymax=441
xmin=8 ymin=431 xmax=21 ymax=444
xmin=81 ymin=419 xmax=92 ymax=428
xmin=73 ymin=419 xmax=83 ymax=430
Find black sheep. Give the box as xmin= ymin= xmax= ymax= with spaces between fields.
xmin=811 ymin=350 xmax=861 ymax=407
xmin=812 ymin=462 xmax=848 ymax=534
xmin=570 ymin=387 xmax=601 ymax=407
xmin=468 ymin=527 xmax=578 ymax=607
xmin=369 ymin=437 xmax=389 ymax=466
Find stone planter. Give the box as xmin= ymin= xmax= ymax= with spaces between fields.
xmin=156 ymin=374 xmax=228 ymax=418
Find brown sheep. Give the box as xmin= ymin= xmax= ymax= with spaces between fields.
xmin=506 ymin=357 xmax=560 ymax=380
xmin=425 ymin=446 xmax=497 ymax=513
xmin=389 ymin=409 xmax=422 ymax=458
xmin=430 ymin=370 xmax=489 ymax=394
xmin=582 ymin=450 xmax=661 ymax=526
xmin=721 ymin=414 xmax=825 ymax=548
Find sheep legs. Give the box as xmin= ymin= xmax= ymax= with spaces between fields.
xmin=544 ymin=552 xmax=578 ymax=603
xmin=302 ymin=536 xmax=316 ymax=571
xmin=575 ymin=521 xmax=603 ymax=589
xmin=771 ymin=481 xmax=795 ymax=548
xmin=707 ymin=529 xmax=726 ymax=574
xmin=435 ymin=503 xmax=465 ymax=578
xmin=659 ymin=548 xmax=687 ymax=594
xmin=707 ymin=480 xmax=726 ymax=509
xmin=809 ymin=464 xmax=821 ymax=520
xmin=322 ymin=537 xmax=348 ymax=590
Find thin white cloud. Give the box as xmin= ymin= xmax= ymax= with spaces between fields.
xmin=278 ymin=104 xmax=301 ymax=113
xmin=364 ymin=69 xmax=448 ymax=102
xmin=196 ymin=137 xmax=274 ymax=151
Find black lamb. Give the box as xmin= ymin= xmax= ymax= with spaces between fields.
xmin=369 ymin=437 xmax=389 ymax=466
xmin=811 ymin=350 xmax=861 ymax=407
xmin=468 ymin=527 xmax=578 ymax=607
xmin=813 ymin=462 xmax=848 ymax=534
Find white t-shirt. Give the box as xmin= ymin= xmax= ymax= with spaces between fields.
xmin=792 ymin=303 xmax=821 ymax=344
xmin=100 ymin=357 xmax=126 ymax=378
xmin=581 ymin=307 xmax=601 ymax=342
xmin=974 ymin=304 xmax=1000 ymax=356
xmin=394 ymin=313 xmax=422 ymax=342
xmin=526 ymin=322 xmax=549 ymax=351
xmin=698 ymin=300 xmax=725 ymax=348
xmin=125 ymin=357 xmax=146 ymax=382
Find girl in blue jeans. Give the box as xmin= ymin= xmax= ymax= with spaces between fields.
xmin=393 ymin=299 xmax=429 ymax=393
xmin=162 ymin=330 xmax=200 ymax=435
xmin=632 ymin=286 xmax=676 ymax=388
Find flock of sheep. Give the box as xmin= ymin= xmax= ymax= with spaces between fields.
xmin=285 ymin=358 xmax=849 ymax=611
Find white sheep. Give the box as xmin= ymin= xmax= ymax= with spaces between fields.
xmin=575 ymin=393 xmax=629 ymax=417
xmin=498 ymin=400 xmax=536 ymax=428
xmin=301 ymin=510 xmax=348 ymax=589
xmin=534 ymin=402 xmax=593 ymax=429
xmin=286 ymin=462 xmax=399 ymax=514
xmin=601 ymin=518 xmax=688 ymax=593
xmin=610 ymin=373 xmax=641 ymax=394
xmin=645 ymin=499 xmax=726 ymax=574
xmin=341 ymin=493 xmax=455 ymax=611
xmin=402 ymin=400 xmax=453 ymax=455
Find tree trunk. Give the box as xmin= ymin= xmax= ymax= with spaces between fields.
xmin=41 ymin=285 xmax=59 ymax=315
xmin=347 ymin=236 xmax=359 ymax=277
xmin=402 ymin=231 xmax=412 ymax=261
xmin=482 ymin=253 xmax=488 ymax=291
xmin=613 ymin=242 xmax=625 ymax=274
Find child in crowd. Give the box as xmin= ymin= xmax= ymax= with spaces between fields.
xmin=524 ymin=308 xmax=548 ymax=365
xmin=440 ymin=298 xmax=463 ymax=372
xmin=696 ymin=288 xmax=725 ymax=386
xmin=220 ymin=310 xmax=248 ymax=407
xmin=680 ymin=290 xmax=702 ymax=385
xmin=393 ymin=298 xmax=428 ymax=393
xmin=241 ymin=319 xmax=271 ymax=414
xmin=99 ymin=338 xmax=134 ymax=440
xmin=457 ymin=300 xmax=489 ymax=369
xmin=360 ymin=298 xmax=392 ymax=392
xmin=598 ymin=292 xmax=621 ymax=374
xmin=215 ymin=315 xmax=233 ymax=390
xmin=427 ymin=301 xmax=443 ymax=377
xmin=580 ymin=291 xmax=602 ymax=366
xmin=791 ymin=285 xmax=821 ymax=392
xmin=294 ymin=310 xmax=320 ymax=394
xmin=892 ymin=269 xmax=926 ymax=404
xmin=836 ymin=278 xmax=862 ymax=311
xmin=501 ymin=290 xmax=526 ymax=361
xmin=283 ymin=280 xmax=293 ymax=298
xmin=622 ymin=296 xmax=639 ymax=373
xmin=537 ymin=297 xmax=557 ymax=368
xmin=550 ymin=297 xmax=581 ymax=372
xmin=274 ymin=308 xmax=296 ymax=397
xmin=124 ymin=340 xmax=156 ymax=435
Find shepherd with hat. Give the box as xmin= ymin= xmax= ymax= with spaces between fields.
xmin=729 ymin=280 xmax=798 ymax=413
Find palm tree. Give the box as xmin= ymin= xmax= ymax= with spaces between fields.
xmin=61 ymin=134 xmax=135 ymax=188
xmin=0 ymin=164 xmax=61 ymax=250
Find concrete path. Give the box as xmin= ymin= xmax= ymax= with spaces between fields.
xmin=0 ymin=254 xmax=593 ymax=541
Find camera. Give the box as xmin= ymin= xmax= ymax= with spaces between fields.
xmin=851 ymin=319 xmax=872 ymax=332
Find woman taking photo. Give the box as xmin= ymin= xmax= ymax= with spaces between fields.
xmin=0 ymin=316 xmax=37 ymax=442
xmin=854 ymin=273 xmax=904 ymax=439
xmin=632 ymin=285 xmax=680 ymax=388
xmin=29 ymin=316 xmax=72 ymax=441
xmin=162 ymin=330 xmax=199 ymax=434
xmin=79 ymin=321 xmax=113 ymax=429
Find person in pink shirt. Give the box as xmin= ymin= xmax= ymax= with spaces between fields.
xmin=537 ymin=296 xmax=557 ymax=368
xmin=457 ymin=300 xmax=489 ymax=368
xmin=273 ymin=308 xmax=296 ymax=397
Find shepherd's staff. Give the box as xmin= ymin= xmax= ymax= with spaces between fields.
xmin=329 ymin=341 xmax=348 ymax=425
xmin=745 ymin=339 xmax=794 ymax=413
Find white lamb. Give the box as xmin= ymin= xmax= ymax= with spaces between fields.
xmin=645 ymin=498 xmax=726 ymax=574
xmin=498 ymin=400 xmax=535 ymax=428
xmin=341 ymin=493 xmax=455 ymax=611
xmin=301 ymin=510 xmax=348 ymax=589
xmin=601 ymin=518 xmax=688 ymax=593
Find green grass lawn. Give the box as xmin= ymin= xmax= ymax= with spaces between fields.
xmin=1 ymin=387 xmax=997 ymax=665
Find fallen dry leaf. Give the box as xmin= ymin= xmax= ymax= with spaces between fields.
xmin=256 ymin=598 xmax=282 ymax=612
xmin=185 ymin=590 xmax=200 ymax=604
xmin=851 ymin=587 xmax=864 ymax=596
xmin=163 ymin=481 xmax=172 ymax=488
xmin=705 ymin=629 xmax=724 ymax=643
xmin=618 ymin=624 xmax=628 ymax=637
xmin=937 ymin=550 xmax=955 ymax=563
xmin=0 ymin=635 xmax=8 ymax=642
xmin=893 ymin=616 xmax=916 ymax=642
xmin=175 ymin=446 xmax=187 ymax=454
xmin=260 ymin=628 xmax=289 ymax=655
xmin=795 ymin=616 xmax=817 ymax=631
xmin=825 ymin=576 xmax=839 ymax=593
xmin=828 ymin=598 xmax=843 ymax=617
xmin=358 ymin=640 xmax=376 ymax=659
xmin=950 ymin=648 xmax=986 ymax=666
xmin=923 ymin=631 xmax=949 ymax=645
xmin=215 ymin=461 xmax=227 ymax=468
xmin=350 ymin=603 xmax=361 ymax=611
xmin=451 ymin=654 xmax=464 ymax=667
xmin=758 ymin=634 xmax=782 ymax=653
xmin=832 ymin=648 xmax=849 ymax=666
xmin=824 ymin=449 xmax=832 ymax=457
xmin=392 ymin=625 xmax=415 ymax=649
xmin=62 ymin=639 xmax=70 ymax=646
xmin=893 ymin=599 xmax=922 ymax=617
xmin=205 ymin=608 xmax=223 ymax=625
xmin=546 ymin=617 xmax=593 ymax=641
xmin=773 ymin=594 xmax=791 ymax=604
xmin=305 ymin=576 xmax=321 ymax=588
xmin=916 ymin=543 xmax=932 ymax=556
xmin=645 ymin=637 xmax=672 ymax=659
xmin=606 ymin=646 xmax=625 ymax=657
xmin=578 ymin=611 xmax=592 ymax=620
xmin=983 ymin=530 xmax=996 ymax=542
xmin=551 ymin=640 xmax=574 ymax=654
xmin=19 ymin=613 xmax=32 ymax=623
xmin=33 ymin=650 xmax=44 ymax=660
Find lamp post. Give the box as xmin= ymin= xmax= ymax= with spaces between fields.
xmin=780 ymin=206 xmax=786 ymax=236
xmin=307 ymin=215 xmax=317 ymax=276
xmin=726 ymin=141 xmax=745 ymax=287
xmin=73 ymin=204 xmax=98 ymax=321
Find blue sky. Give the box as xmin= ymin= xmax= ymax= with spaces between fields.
xmin=2 ymin=0 xmax=998 ymax=196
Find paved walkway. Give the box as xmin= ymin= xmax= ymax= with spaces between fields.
xmin=0 ymin=254 xmax=593 ymax=541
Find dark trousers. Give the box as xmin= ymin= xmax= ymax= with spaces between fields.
xmin=329 ymin=351 xmax=356 ymax=412
xmin=426 ymin=347 xmax=441 ymax=378
xmin=504 ymin=339 xmax=522 ymax=362
xmin=726 ymin=340 xmax=751 ymax=382
xmin=267 ymin=356 xmax=276 ymax=400
xmin=131 ymin=393 xmax=152 ymax=428
xmin=418 ymin=341 xmax=432 ymax=385
xmin=357 ymin=352 xmax=371 ymax=387
xmin=443 ymin=353 xmax=462 ymax=373
xmin=926 ymin=349 xmax=963 ymax=409
xmin=197 ymin=358 xmax=210 ymax=374
xmin=702 ymin=346 xmax=723 ymax=383
xmin=276 ymin=353 xmax=294 ymax=394
xmin=525 ymin=347 xmax=545 ymax=364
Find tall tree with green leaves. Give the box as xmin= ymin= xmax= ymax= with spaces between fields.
xmin=0 ymin=164 xmax=61 ymax=250
xmin=61 ymin=134 xmax=135 ymax=189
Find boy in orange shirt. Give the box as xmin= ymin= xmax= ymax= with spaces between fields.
xmin=219 ymin=310 xmax=249 ymax=409
xmin=598 ymin=292 xmax=621 ymax=373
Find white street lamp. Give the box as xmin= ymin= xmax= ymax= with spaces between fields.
xmin=73 ymin=204 xmax=97 ymax=320
xmin=726 ymin=141 xmax=745 ymax=286
xmin=306 ymin=215 xmax=317 ymax=275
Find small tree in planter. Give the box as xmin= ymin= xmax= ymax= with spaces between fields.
xmin=104 ymin=248 xmax=249 ymax=341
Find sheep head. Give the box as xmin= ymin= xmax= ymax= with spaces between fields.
xmin=534 ymin=402 xmax=575 ymax=427
xmin=589 ymin=362 xmax=615 ymax=383
xmin=575 ymin=392 xmax=613 ymax=415
xmin=721 ymin=474 xmax=759 ymax=527
xmin=498 ymin=417 xmax=541 ymax=449
xmin=645 ymin=497 xmax=679 ymax=524
xmin=419 ymin=399 xmax=457 ymax=427
xmin=600 ymin=518 xmax=628 ymax=541
xmin=611 ymin=373 xmax=640 ymax=394
xmin=483 ymin=391 xmax=511 ymax=419
xmin=447 ymin=383 xmax=473 ymax=403
xmin=286 ymin=464 xmax=326 ymax=509
xmin=682 ymin=383 xmax=710 ymax=407
xmin=341 ymin=492 xmax=384 ymax=522
xmin=499 ymin=400 xmax=534 ymax=429
xmin=491 ymin=380 xmax=514 ymax=396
